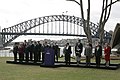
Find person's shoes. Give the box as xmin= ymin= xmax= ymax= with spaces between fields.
xmin=105 ymin=65 xmax=109 ymax=67
xmin=77 ymin=62 xmax=79 ymax=66
xmin=96 ymin=65 xmax=100 ymax=67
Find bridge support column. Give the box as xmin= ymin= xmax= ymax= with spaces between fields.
xmin=0 ymin=34 xmax=3 ymax=47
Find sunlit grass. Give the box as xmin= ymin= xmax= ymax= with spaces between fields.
xmin=0 ymin=57 xmax=120 ymax=80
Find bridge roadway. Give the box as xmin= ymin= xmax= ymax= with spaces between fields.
xmin=0 ymin=32 xmax=86 ymax=37
xmin=0 ymin=15 xmax=112 ymax=47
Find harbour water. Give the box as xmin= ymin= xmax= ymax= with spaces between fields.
xmin=0 ymin=46 xmax=86 ymax=57
xmin=0 ymin=49 xmax=13 ymax=57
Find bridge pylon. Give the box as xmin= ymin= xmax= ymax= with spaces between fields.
xmin=0 ymin=34 xmax=3 ymax=47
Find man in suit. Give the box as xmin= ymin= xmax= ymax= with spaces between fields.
xmin=64 ymin=43 xmax=72 ymax=65
xmin=13 ymin=42 xmax=19 ymax=62
xmin=75 ymin=40 xmax=83 ymax=65
xmin=37 ymin=41 xmax=42 ymax=61
xmin=33 ymin=41 xmax=39 ymax=63
xmin=41 ymin=41 xmax=49 ymax=64
xmin=95 ymin=42 xmax=102 ymax=67
xmin=53 ymin=42 xmax=59 ymax=62
xmin=29 ymin=41 xmax=34 ymax=61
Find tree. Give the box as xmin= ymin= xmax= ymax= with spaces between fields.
xmin=66 ymin=0 xmax=120 ymax=45
xmin=67 ymin=0 xmax=92 ymax=43
xmin=98 ymin=0 xmax=120 ymax=45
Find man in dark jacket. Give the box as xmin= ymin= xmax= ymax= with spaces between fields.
xmin=64 ymin=43 xmax=72 ymax=65
xmin=33 ymin=41 xmax=38 ymax=63
xmin=75 ymin=40 xmax=83 ymax=65
xmin=13 ymin=42 xmax=19 ymax=62
xmin=95 ymin=42 xmax=102 ymax=67
xmin=37 ymin=41 xmax=42 ymax=61
xmin=29 ymin=41 xmax=34 ymax=61
xmin=41 ymin=41 xmax=49 ymax=64
xmin=24 ymin=42 xmax=29 ymax=62
xmin=53 ymin=42 xmax=59 ymax=62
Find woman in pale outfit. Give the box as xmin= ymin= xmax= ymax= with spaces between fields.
xmin=84 ymin=43 xmax=92 ymax=66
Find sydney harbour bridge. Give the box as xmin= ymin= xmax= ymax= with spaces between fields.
xmin=0 ymin=15 xmax=112 ymax=47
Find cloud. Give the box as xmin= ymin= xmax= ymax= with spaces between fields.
xmin=0 ymin=0 xmax=120 ymax=31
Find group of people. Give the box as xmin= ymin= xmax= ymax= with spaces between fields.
xmin=13 ymin=40 xmax=59 ymax=63
xmin=74 ymin=40 xmax=111 ymax=67
xmin=13 ymin=39 xmax=111 ymax=67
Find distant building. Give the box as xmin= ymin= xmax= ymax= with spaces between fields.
xmin=111 ymin=23 xmax=120 ymax=48
xmin=0 ymin=34 xmax=3 ymax=47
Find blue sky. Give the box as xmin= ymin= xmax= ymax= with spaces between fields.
xmin=0 ymin=0 xmax=120 ymax=41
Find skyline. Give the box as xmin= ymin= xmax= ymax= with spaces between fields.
xmin=0 ymin=0 xmax=120 ymax=39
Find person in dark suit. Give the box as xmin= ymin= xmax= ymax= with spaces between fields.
xmin=24 ymin=42 xmax=29 ymax=62
xmin=64 ymin=43 xmax=72 ymax=65
xmin=41 ymin=41 xmax=49 ymax=64
xmin=75 ymin=40 xmax=83 ymax=65
xmin=95 ymin=42 xmax=102 ymax=67
xmin=37 ymin=41 xmax=42 ymax=61
xmin=53 ymin=42 xmax=59 ymax=62
xmin=29 ymin=41 xmax=34 ymax=61
xmin=18 ymin=43 xmax=24 ymax=62
xmin=13 ymin=42 xmax=19 ymax=62
xmin=23 ymin=40 xmax=27 ymax=61
xmin=33 ymin=41 xmax=38 ymax=63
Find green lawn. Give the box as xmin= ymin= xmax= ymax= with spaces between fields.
xmin=0 ymin=57 xmax=120 ymax=80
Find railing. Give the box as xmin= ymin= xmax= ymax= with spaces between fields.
xmin=0 ymin=50 xmax=13 ymax=57
xmin=0 ymin=47 xmax=78 ymax=57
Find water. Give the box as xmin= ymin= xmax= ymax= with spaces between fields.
xmin=60 ymin=47 xmax=85 ymax=57
xmin=0 ymin=46 xmax=13 ymax=57
xmin=0 ymin=46 xmax=85 ymax=57
xmin=0 ymin=49 xmax=13 ymax=57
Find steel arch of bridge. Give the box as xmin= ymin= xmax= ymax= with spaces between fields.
xmin=0 ymin=15 xmax=111 ymax=47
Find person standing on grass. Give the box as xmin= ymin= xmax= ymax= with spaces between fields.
xmin=29 ymin=41 xmax=34 ymax=61
xmin=84 ymin=43 xmax=92 ymax=66
xmin=41 ymin=41 xmax=49 ymax=64
xmin=75 ymin=40 xmax=83 ymax=65
xmin=95 ymin=42 xmax=102 ymax=67
xmin=18 ymin=43 xmax=24 ymax=62
xmin=13 ymin=42 xmax=19 ymax=62
xmin=24 ymin=42 xmax=29 ymax=63
xmin=33 ymin=41 xmax=38 ymax=63
xmin=37 ymin=41 xmax=42 ymax=61
xmin=53 ymin=42 xmax=59 ymax=62
xmin=104 ymin=43 xmax=111 ymax=67
xmin=64 ymin=43 xmax=72 ymax=65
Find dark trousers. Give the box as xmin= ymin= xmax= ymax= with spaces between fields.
xmin=42 ymin=52 xmax=45 ymax=63
xmin=86 ymin=56 xmax=91 ymax=66
xmin=55 ymin=53 xmax=58 ymax=62
xmin=19 ymin=53 xmax=24 ymax=62
xmin=65 ymin=53 xmax=70 ymax=65
xmin=38 ymin=51 xmax=41 ymax=61
xmin=34 ymin=52 xmax=38 ymax=63
xmin=96 ymin=56 xmax=101 ymax=67
xmin=13 ymin=52 xmax=17 ymax=62
xmin=25 ymin=52 xmax=29 ymax=62
xmin=30 ymin=51 xmax=33 ymax=61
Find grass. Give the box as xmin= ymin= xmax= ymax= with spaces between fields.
xmin=0 ymin=57 xmax=120 ymax=80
